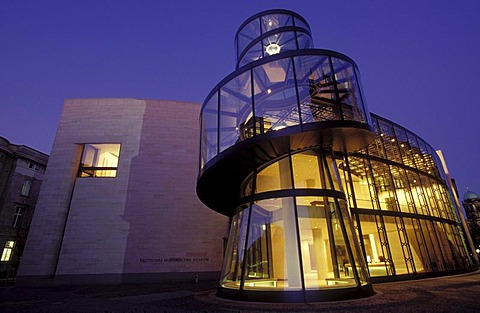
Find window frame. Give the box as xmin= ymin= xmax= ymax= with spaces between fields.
xmin=78 ymin=143 xmax=121 ymax=178
xmin=20 ymin=180 xmax=32 ymax=196
xmin=11 ymin=206 xmax=25 ymax=228
xmin=1 ymin=241 xmax=15 ymax=262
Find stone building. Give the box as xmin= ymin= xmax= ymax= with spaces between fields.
xmin=463 ymin=191 xmax=480 ymax=253
xmin=0 ymin=136 xmax=48 ymax=285
xmin=17 ymin=99 xmax=227 ymax=285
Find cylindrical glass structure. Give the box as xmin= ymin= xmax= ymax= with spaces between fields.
xmin=197 ymin=9 xmax=476 ymax=303
xmin=199 ymin=50 xmax=374 ymax=173
xmin=235 ymin=10 xmax=313 ymax=68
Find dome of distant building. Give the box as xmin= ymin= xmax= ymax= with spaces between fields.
xmin=464 ymin=190 xmax=479 ymax=201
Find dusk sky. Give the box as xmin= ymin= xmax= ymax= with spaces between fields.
xmin=1 ymin=1 xmax=479 ymax=198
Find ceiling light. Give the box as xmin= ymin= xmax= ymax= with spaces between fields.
xmin=265 ymin=43 xmax=281 ymax=56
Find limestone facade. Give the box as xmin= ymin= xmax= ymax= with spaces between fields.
xmin=17 ymin=98 xmax=228 ymax=285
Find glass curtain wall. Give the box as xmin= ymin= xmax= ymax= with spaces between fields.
xmin=220 ymin=150 xmax=370 ymax=291
xmin=199 ymin=52 xmax=370 ymax=173
xmin=341 ymin=114 xmax=472 ymax=277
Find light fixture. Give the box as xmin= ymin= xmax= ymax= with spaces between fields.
xmin=265 ymin=43 xmax=281 ymax=55
xmin=267 ymin=88 xmax=272 ymax=94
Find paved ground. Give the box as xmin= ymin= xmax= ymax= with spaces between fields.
xmin=1 ymin=271 xmax=479 ymax=312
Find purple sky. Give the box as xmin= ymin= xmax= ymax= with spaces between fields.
xmin=1 ymin=1 xmax=479 ymax=198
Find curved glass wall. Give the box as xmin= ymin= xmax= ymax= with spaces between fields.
xmin=235 ymin=10 xmax=313 ymax=68
xmin=222 ymin=130 xmax=472 ymax=292
xmin=220 ymin=150 xmax=371 ymax=301
xmin=337 ymin=114 xmax=473 ymax=277
xmin=200 ymin=50 xmax=371 ymax=171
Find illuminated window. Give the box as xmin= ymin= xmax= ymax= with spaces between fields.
xmin=12 ymin=207 xmax=24 ymax=228
xmin=21 ymin=180 xmax=32 ymax=196
xmin=78 ymin=143 xmax=121 ymax=178
xmin=1 ymin=241 xmax=15 ymax=262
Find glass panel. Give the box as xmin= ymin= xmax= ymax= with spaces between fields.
xmin=292 ymin=150 xmax=321 ymax=189
xmin=354 ymin=67 xmax=372 ymax=126
xmin=377 ymin=118 xmax=402 ymax=164
xmin=243 ymin=198 xmax=302 ymax=290
xmin=219 ymin=71 xmax=252 ymax=151
xmin=253 ymin=57 xmax=300 ymax=133
xmin=405 ymin=218 xmax=431 ymax=273
xmin=79 ymin=143 xmax=120 ymax=178
xmin=369 ymin=116 xmax=387 ymax=159
xmin=420 ymin=219 xmax=445 ymax=271
xmin=261 ymin=14 xmax=293 ymax=32
xmin=201 ymin=93 xmax=218 ymax=168
xmin=421 ymin=176 xmax=437 ymax=216
xmin=382 ymin=216 xmax=409 ymax=275
xmin=292 ymin=150 xmax=341 ymax=191
xmin=447 ymin=224 xmax=469 ymax=267
xmin=389 ymin=166 xmax=415 ymax=213
xmin=220 ymin=207 xmax=249 ymax=289
xmin=358 ymin=214 xmax=392 ymax=276
xmin=256 ymin=156 xmax=292 ymax=193
xmin=337 ymin=200 xmax=370 ymax=283
xmin=294 ymin=17 xmax=310 ymax=31
xmin=294 ymin=55 xmax=338 ymax=123
xmin=434 ymin=222 xmax=463 ymax=270
xmin=331 ymin=57 xmax=365 ymax=122
xmin=238 ymin=42 xmax=263 ymax=67
xmin=345 ymin=156 xmax=374 ymax=209
xmin=369 ymin=161 xmax=397 ymax=211
xmin=237 ymin=18 xmax=261 ymax=58
xmin=297 ymin=196 xmax=360 ymax=289
xmin=296 ymin=32 xmax=313 ymax=49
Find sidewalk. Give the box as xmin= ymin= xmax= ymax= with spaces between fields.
xmin=1 ymin=271 xmax=479 ymax=312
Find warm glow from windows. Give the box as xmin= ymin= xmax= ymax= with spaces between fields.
xmin=1 ymin=241 xmax=15 ymax=261
xmin=79 ymin=143 xmax=121 ymax=177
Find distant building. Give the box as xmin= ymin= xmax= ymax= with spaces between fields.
xmin=463 ymin=191 xmax=480 ymax=252
xmin=0 ymin=136 xmax=48 ymax=285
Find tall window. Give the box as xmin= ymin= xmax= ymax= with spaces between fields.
xmin=78 ymin=143 xmax=121 ymax=178
xmin=12 ymin=207 xmax=24 ymax=228
xmin=21 ymin=180 xmax=32 ymax=196
xmin=1 ymin=241 xmax=15 ymax=262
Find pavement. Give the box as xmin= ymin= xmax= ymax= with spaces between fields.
xmin=1 ymin=271 xmax=479 ymax=312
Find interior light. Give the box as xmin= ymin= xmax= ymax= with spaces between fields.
xmin=268 ymin=20 xmax=273 ymax=27
xmin=265 ymin=43 xmax=281 ymax=55
xmin=273 ymin=121 xmax=287 ymax=131
xmin=267 ymin=88 xmax=272 ymax=94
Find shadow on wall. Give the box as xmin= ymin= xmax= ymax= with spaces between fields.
xmin=121 ymin=101 xmax=226 ymax=282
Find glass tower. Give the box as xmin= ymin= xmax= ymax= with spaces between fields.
xmin=197 ymin=9 xmax=476 ymax=302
